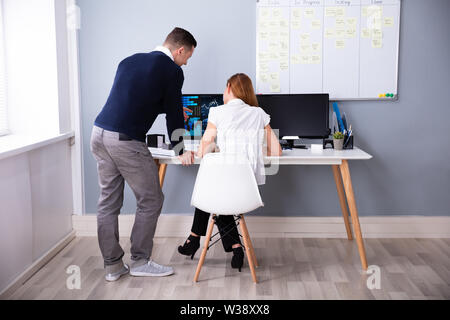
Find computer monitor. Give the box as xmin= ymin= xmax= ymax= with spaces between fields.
xmin=257 ymin=94 xmax=330 ymax=139
xmin=182 ymin=94 xmax=223 ymax=137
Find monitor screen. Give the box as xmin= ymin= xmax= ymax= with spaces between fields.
xmin=182 ymin=94 xmax=223 ymax=137
xmin=257 ymin=94 xmax=330 ymax=139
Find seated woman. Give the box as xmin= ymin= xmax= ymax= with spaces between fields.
xmin=177 ymin=73 xmax=282 ymax=271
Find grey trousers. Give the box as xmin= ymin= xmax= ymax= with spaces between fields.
xmin=90 ymin=126 xmax=164 ymax=267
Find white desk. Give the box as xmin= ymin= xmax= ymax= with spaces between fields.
xmin=152 ymin=147 xmax=372 ymax=271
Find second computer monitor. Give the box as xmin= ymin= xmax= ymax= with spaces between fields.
xmin=257 ymin=94 xmax=330 ymax=139
xmin=182 ymin=94 xmax=224 ymax=137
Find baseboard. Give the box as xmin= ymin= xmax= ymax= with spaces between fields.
xmin=0 ymin=230 xmax=76 ymax=299
xmin=73 ymin=215 xmax=450 ymax=239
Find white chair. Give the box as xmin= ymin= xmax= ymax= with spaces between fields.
xmin=191 ymin=152 xmax=263 ymax=283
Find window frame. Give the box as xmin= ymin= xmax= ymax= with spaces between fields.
xmin=0 ymin=0 xmax=9 ymax=136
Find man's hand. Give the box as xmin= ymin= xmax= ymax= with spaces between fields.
xmin=178 ymin=150 xmax=195 ymax=166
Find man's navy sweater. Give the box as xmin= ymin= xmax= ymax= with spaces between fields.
xmin=94 ymin=51 xmax=185 ymax=144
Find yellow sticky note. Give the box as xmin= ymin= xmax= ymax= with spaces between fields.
xmin=335 ymin=39 xmax=346 ymax=49
xmin=370 ymin=17 xmax=382 ymax=29
xmin=260 ymin=73 xmax=269 ymax=82
xmin=300 ymin=44 xmax=311 ymax=52
xmin=259 ymin=62 xmax=269 ymax=73
xmin=311 ymin=42 xmax=320 ymax=51
xmin=291 ymin=20 xmax=301 ymax=29
xmin=372 ymin=28 xmax=383 ymax=39
xmin=269 ymin=52 xmax=279 ymax=60
xmin=269 ymin=30 xmax=279 ymax=38
xmin=367 ymin=5 xmax=382 ymax=18
xmin=292 ymin=8 xmax=302 ymax=20
xmin=335 ymin=7 xmax=346 ymax=17
xmin=325 ymin=7 xmax=336 ymax=17
xmin=372 ymin=39 xmax=383 ymax=48
xmin=280 ymin=40 xmax=289 ymax=51
xmin=362 ymin=6 xmax=368 ymax=17
xmin=280 ymin=19 xmax=289 ymax=29
xmin=291 ymin=55 xmax=300 ymax=64
xmin=272 ymin=8 xmax=282 ymax=19
xmin=347 ymin=18 xmax=357 ymax=26
xmin=384 ymin=17 xmax=394 ymax=27
xmin=346 ymin=28 xmax=356 ymax=38
xmin=336 ymin=28 xmax=346 ymax=38
xmin=280 ymin=60 xmax=289 ymax=70
xmin=336 ymin=18 xmax=346 ymax=27
xmin=260 ymin=8 xmax=270 ymax=19
xmin=300 ymin=33 xmax=310 ymax=41
xmin=304 ymin=8 xmax=315 ymax=18
xmin=269 ymin=20 xmax=279 ymax=29
xmin=270 ymin=82 xmax=281 ymax=93
xmin=270 ymin=73 xmax=279 ymax=82
xmin=361 ymin=28 xmax=371 ymax=38
xmin=300 ymin=55 xmax=311 ymax=64
xmin=311 ymin=55 xmax=321 ymax=64
xmin=268 ymin=41 xmax=279 ymax=52
xmin=311 ymin=19 xmax=321 ymax=29
xmin=325 ymin=28 xmax=335 ymax=38
xmin=279 ymin=51 xmax=289 ymax=60
xmin=259 ymin=21 xmax=268 ymax=30
xmin=259 ymin=52 xmax=269 ymax=61
xmin=280 ymin=31 xmax=289 ymax=40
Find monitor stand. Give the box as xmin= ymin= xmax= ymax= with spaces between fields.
xmin=280 ymin=136 xmax=307 ymax=149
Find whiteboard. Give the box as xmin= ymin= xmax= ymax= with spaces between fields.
xmin=256 ymin=0 xmax=401 ymax=100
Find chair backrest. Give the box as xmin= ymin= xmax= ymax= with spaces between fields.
xmin=191 ymin=153 xmax=264 ymax=215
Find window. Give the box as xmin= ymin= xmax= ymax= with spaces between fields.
xmin=0 ymin=2 xmax=8 ymax=136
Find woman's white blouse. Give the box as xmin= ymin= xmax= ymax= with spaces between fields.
xmin=207 ymin=98 xmax=270 ymax=185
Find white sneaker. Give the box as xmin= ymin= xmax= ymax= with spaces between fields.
xmin=129 ymin=260 xmax=174 ymax=277
xmin=105 ymin=264 xmax=129 ymax=282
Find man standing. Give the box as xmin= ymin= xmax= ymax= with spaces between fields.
xmin=90 ymin=27 xmax=196 ymax=281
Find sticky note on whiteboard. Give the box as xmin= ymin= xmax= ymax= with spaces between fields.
xmin=270 ymin=82 xmax=281 ymax=93
xmin=325 ymin=7 xmax=337 ymax=17
xmin=361 ymin=28 xmax=371 ymax=38
xmin=372 ymin=39 xmax=383 ymax=48
xmin=335 ymin=39 xmax=346 ymax=49
xmin=304 ymin=8 xmax=315 ymax=18
xmin=291 ymin=55 xmax=300 ymax=64
xmin=384 ymin=17 xmax=394 ymax=27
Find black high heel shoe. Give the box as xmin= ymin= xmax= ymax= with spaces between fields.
xmin=231 ymin=247 xmax=244 ymax=272
xmin=178 ymin=235 xmax=200 ymax=259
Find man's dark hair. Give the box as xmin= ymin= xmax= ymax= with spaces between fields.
xmin=164 ymin=27 xmax=197 ymax=51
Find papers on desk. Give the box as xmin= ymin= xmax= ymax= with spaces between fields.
xmin=149 ymin=147 xmax=175 ymax=157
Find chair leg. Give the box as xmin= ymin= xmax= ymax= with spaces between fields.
xmin=239 ymin=215 xmax=258 ymax=283
xmin=238 ymin=215 xmax=258 ymax=268
xmin=193 ymin=214 xmax=216 ymax=282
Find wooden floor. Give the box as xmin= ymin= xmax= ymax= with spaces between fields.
xmin=6 ymin=236 xmax=450 ymax=300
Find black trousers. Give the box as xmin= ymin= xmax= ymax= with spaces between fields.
xmin=191 ymin=208 xmax=242 ymax=252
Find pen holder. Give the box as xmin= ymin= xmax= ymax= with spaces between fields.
xmin=343 ymin=135 xmax=354 ymax=150
xmin=146 ymin=134 xmax=165 ymax=148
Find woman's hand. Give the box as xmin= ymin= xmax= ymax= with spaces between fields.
xmin=178 ymin=151 xmax=195 ymax=166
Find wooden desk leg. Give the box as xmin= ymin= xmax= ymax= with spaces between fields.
xmin=339 ymin=160 xmax=368 ymax=271
xmin=154 ymin=160 xmax=167 ymax=188
xmin=332 ymin=165 xmax=353 ymax=240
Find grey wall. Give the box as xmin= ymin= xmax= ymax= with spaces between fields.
xmin=79 ymin=0 xmax=450 ymax=217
